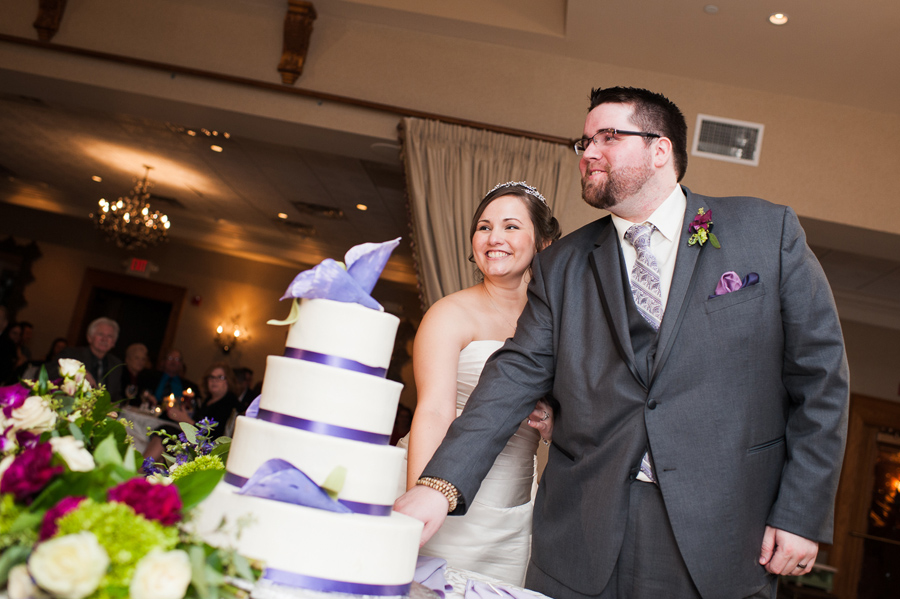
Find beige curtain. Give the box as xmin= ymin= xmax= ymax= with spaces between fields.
xmin=401 ymin=117 xmax=573 ymax=309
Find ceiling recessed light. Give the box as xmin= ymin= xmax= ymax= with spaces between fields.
xmin=91 ymin=175 xmax=102 ymax=182
xmin=769 ymin=13 xmax=789 ymax=25
xmin=210 ymin=145 xmax=223 ymax=153
xmin=277 ymin=212 xmax=288 ymax=219
xmin=356 ymin=204 xmax=368 ymax=211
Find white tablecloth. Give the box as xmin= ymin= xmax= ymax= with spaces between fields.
xmin=120 ymin=407 xmax=169 ymax=453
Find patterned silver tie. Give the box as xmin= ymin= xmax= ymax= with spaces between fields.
xmin=625 ymin=222 xmax=662 ymax=484
xmin=625 ymin=222 xmax=663 ymax=331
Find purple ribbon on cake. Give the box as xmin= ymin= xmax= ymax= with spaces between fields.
xmin=226 ymin=459 xmax=393 ymax=516
xmin=283 ymin=347 xmax=387 ymax=378
xmin=257 ymin=408 xmax=390 ymax=445
xmin=262 ymin=569 xmax=411 ymax=596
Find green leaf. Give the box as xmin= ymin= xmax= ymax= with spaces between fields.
xmin=0 ymin=543 xmax=31 ymax=586
xmin=174 ymin=469 xmax=225 ymax=512
xmin=189 ymin=544 xmax=210 ymax=599
xmin=709 ymin=232 xmax=721 ymax=249
xmin=122 ymin=446 xmax=140 ymax=474
xmin=180 ymin=422 xmax=199 ymax=445
xmin=93 ymin=433 xmax=123 ymax=467
xmin=68 ymin=421 xmax=85 ymax=442
xmin=322 ymin=466 xmax=347 ymax=500
xmin=9 ymin=509 xmax=44 ymax=534
xmin=37 ymin=365 xmax=49 ymax=395
xmin=231 ymin=552 xmax=255 ymax=581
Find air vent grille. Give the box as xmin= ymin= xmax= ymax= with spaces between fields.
xmin=691 ymin=114 xmax=764 ymax=166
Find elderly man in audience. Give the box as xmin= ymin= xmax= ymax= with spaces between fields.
xmin=47 ymin=317 xmax=123 ymax=401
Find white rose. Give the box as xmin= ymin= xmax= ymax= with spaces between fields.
xmin=9 ymin=396 xmax=57 ymax=433
xmin=49 ymin=436 xmax=96 ymax=472
xmin=29 ymin=532 xmax=109 ymax=599
xmin=8 ymin=563 xmax=46 ymax=599
xmin=0 ymin=454 xmax=16 ymax=481
xmin=129 ymin=549 xmax=192 ymax=599
xmin=79 ymin=378 xmax=92 ymax=393
xmin=58 ymin=359 xmax=84 ymax=378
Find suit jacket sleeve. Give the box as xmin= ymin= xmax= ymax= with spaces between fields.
xmin=769 ymin=207 xmax=849 ymax=542
xmin=422 ymin=254 xmax=557 ymax=512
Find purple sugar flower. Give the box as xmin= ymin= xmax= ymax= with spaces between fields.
xmin=0 ymin=383 xmax=30 ymax=417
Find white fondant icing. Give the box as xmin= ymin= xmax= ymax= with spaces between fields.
xmin=286 ymin=299 xmax=399 ymax=369
xmin=227 ymin=417 xmax=404 ymax=506
xmin=261 ymin=356 xmax=402 ymax=437
xmin=194 ymin=484 xmax=423 ymax=585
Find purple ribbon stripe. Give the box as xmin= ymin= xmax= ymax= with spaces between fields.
xmin=284 ymin=347 xmax=387 ymax=378
xmin=263 ymin=568 xmax=411 ymax=596
xmin=257 ymin=408 xmax=390 ymax=445
xmin=223 ymin=471 xmax=393 ymax=516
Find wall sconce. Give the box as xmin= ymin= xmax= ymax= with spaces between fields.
xmin=215 ymin=318 xmax=249 ymax=354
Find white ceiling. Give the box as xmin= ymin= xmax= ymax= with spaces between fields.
xmin=1 ymin=0 xmax=898 ymax=326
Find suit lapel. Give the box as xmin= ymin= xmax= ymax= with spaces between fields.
xmin=651 ymin=190 xmax=706 ymax=383
xmin=588 ymin=218 xmax=645 ymax=390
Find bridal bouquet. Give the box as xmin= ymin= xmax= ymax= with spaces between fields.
xmin=0 ymin=360 xmax=257 ymax=599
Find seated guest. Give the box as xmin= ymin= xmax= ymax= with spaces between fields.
xmin=144 ymin=362 xmax=239 ymax=460
xmin=47 ymin=317 xmax=123 ymax=401
xmin=44 ymin=337 xmax=69 ymax=363
xmin=137 ymin=348 xmax=198 ymax=405
xmin=0 ymin=307 xmax=17 ymax=384
xmin=121 ymin=342 xmax=150 ymax=404
xmin=16 ymin=321 xmax=33 ymax=361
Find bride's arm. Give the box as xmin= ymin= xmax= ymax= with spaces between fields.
xmin=406 ymin=298 xmax=468 ymax=490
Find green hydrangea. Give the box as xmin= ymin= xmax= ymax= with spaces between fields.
xmin=169 ymin=454 xmax=224 ymax=482
xmin=55 ymin=499 xmax=178 ymax=595
xmin=0 ymin=493 xmax=37 ymax=551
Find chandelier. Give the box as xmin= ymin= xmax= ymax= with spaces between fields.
xmin=91 ymin=165 xmax=171 ymax=250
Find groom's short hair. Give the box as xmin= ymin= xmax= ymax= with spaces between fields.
xmin=588 ymin=86 xmax=688 ymax=181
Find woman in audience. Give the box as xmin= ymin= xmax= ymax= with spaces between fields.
xmin=397 ymin=181 xmax=560 ymax=585
xmin=44 ymin=337 xmax=68 ymax=363
xmin=166 ymin=361 xmax=239 ymax=440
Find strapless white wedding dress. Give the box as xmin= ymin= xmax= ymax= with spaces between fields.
xmin=397 ymin=340 xmax=540 ymax=586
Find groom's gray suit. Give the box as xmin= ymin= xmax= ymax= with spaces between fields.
xmin=423 ymin=187 xmax=849 ymax=599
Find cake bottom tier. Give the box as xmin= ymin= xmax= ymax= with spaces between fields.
xmin=194 ymin=482 xmax=424 ymax=593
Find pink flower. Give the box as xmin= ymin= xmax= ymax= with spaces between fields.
xmin=108 ymin=478 xmax=183 ymax=525
xmin=39 ymin=496 xmax=87 ymax=540
xmin=0 ymin=443 xmax=63 ymax=503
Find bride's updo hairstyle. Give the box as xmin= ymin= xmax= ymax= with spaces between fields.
xmin=468 ymin=181 xmax=561 ymax=264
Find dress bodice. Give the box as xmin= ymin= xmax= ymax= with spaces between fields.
xmin=456 ymin=340 xmax=539 ymax=509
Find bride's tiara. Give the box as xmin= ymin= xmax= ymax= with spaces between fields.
xmin=486 ymin=181 xmax=548 ymax=206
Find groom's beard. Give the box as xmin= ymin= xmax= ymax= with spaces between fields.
xmin=581 ymin=158 xmax=654 ymax=211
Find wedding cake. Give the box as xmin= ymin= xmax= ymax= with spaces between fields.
xmin=194 ymin=240 xmax=423 ymax=597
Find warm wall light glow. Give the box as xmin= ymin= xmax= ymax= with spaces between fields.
xmin=769 ymin=13 xmax=789 ymax=25
xmin=277 ymin=212 xmax=288 ymax=219
xmin=210 ymin=145 xmax=223 ymax=153
xmin=91 ymin=175 xmax=102 ymax=182
xmin=356 ymin=204 xmax=368 ymax=211
xmin=78 ymin=140 xmax=214 ymax=194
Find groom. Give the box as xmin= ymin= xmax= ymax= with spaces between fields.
xmin=395 ymin=86 xmax=849 ymax=599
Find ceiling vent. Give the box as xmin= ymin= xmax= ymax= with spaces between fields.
xmin=274 ymin=217 xmax=316 ymax=237
xmin=691 ymin=114 xmax=764 ymax=166
xmin=291 ymin=200 xmax=344 ymax=219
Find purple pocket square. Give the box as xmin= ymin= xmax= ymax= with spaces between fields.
xmin=709 ymin=271 xmax=759 ymax=299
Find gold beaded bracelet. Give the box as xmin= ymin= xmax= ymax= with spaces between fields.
xmin=416 ymin=476 xmax=460 ymax=513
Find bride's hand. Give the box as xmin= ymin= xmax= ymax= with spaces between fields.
xmin=527 ymin=398 xmax=554 ymax=443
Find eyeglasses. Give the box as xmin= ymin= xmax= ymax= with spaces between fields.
xmin=574 ymin=129 xmax=661 ymax=155
xmin=207 ymin=375 xmax=226 ymax=381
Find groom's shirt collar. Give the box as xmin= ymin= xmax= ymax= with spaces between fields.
xmin=611 ymin=185 xmax=686 ymax=309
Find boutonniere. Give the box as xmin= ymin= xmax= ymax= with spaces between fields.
xmin=687 ymin=208 xmax=720 ymax=248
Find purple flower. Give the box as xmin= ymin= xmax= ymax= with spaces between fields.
xmin=40 ymin=496 xmax=86 ymax=540
xmin=0 ymin=383 xmax=30 ymax=417
xmin=175 ymin=453 xmax=190 ymax=466
xmin=177 ymin=433 xmax=189 ymax=444
xmin=198 ymin=442 xmax=214 ymax=455
xmin=689 ymin=209 xmax=713 ymax=233
xmin=0 ymin=443 xmax=63 ymax=503
xmin=196 ymin=417 xmax=216 ymax=430
xmin=141 ymin=458 xmax=166 ymax=476
xmin=280 ymin=238 xmax=401 ymax=310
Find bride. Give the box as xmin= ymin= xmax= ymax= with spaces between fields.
xmin=397 ymin=181 xmax=561 ymax=585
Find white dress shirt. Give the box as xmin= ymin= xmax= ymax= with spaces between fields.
xmin=611 ymin=185 xmax=687 ymax=312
